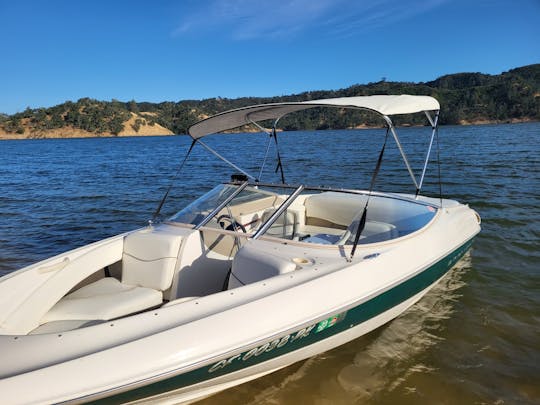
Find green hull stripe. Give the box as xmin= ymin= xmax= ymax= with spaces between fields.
xmin=90 ymin=238 xmax=474 ymax=404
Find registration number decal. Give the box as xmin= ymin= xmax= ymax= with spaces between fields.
xmin=208 ymin=311 xmax=348 ymax=373
xmin=208 ymin=323 xmax=317 ymax=373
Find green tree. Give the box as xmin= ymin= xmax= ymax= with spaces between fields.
xmin=109 ymin=116 xmax=124 ymax=135
xmin=128 ymin=100 xmax=139 ymax=113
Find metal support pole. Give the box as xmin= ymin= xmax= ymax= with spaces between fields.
xmin=252 ymin=185 xmax=304 ymax=239
xmin=258 ymin=134 xmax=273 ymax=181
xmin=387 ymin=122 xmax=419 ymax=190
xmin=194 ymin=181 xmax=249 ymax=229
xmin=248 ymin=117 xmax=286 ymax=184
xmin=196 ymin=139 xmax=256 ymax=180
xmin=417 ymin=111 xmax=440 ymax=194
xmin=247 ymin=119 xmax=273 ymax=182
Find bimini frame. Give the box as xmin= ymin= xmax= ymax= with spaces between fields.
xmin=186 ymin=95 xmax=441 ymax=196
xmin=152 ymin=95 xmax=442 ymax=261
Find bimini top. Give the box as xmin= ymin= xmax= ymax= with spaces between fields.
xmin=188 ymin=95 xmax=440 ymax=139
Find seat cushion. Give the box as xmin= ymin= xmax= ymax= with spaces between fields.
xmin=121 ymin=228 xmax=183 ymax=291
xmin=123 ymin=228 xmax=182 ymax=261
xmin=121 ymin=254 xmax=177 ymax=291
xmin=41 ymin=278 xmax=162 ymax=324
xmin=230 ymin=243 xmax=297 ymax=287
xmin=348 ymin=220 xmax=399 ymax=244
xmin=305 ymin=192 xmax=366 ymax=227
xmin=261 ymin=209 xmax=297 ymax=239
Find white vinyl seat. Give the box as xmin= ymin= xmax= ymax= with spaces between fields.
xmin=304 ymin=192 xmax=367 ymax=227
xmin=228 ymin=242 xmax=297 ymax=288
xmin=41 ymin=278 xmax=162 ymax=323
xmin=260 ymin=208 xmax=297 ymax=239
xmin=302 ymin=193 xmax=399 ymax=245
xmin=39 ymin=228 xmax=183 ymax=326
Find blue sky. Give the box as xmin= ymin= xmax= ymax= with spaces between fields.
xmin=0 ymin=0 xmax=538 ymax=114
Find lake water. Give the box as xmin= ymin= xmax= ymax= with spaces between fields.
xmin=1 ymin=122 xmax=539 ymax=404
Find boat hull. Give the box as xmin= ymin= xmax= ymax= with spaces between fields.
xmin=80 ymin=237 xmax=474 ymax=405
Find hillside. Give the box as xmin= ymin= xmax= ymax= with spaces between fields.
xmin=0 ymin=99 xmax=173 ymax=139
xmin=1 ymin=64 xmax=538 ymax=139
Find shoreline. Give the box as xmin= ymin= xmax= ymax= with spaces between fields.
xmin=0 ymin=118 xmax=537 ymax=140
xmin=0 ymin=132 xmax=178 ymax=141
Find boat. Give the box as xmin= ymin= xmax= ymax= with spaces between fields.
xmin=0 ymin=95 xmax=481 ymax=404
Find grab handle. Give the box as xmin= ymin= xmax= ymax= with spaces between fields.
xmin=37 ymin=257 xmax=70 ymax=274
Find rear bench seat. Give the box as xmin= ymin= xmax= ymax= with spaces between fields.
xmin=38 ymin=227 xmax=183 ymax=330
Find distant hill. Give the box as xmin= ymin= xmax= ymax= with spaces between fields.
xmin=0 ymin=99 xmax=173 ymax=139
xmin=1 ymin=64 xmax=538 ymax=139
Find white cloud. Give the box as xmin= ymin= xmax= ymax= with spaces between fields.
xmin=173 ymin=0 xmax=448 ymax=40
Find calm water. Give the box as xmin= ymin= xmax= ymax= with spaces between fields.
xmin=1 ymin=123 xmax=539 ymax=404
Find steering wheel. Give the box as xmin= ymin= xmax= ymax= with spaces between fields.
xmin=216 ymin=214 xmax=247 ymax=233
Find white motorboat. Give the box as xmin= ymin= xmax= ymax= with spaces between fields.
xmin=0 ymin=95 xmax=481 ymax=404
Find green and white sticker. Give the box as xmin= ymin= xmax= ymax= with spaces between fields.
xmin=316 ymin=311 xmax=347 ymax=333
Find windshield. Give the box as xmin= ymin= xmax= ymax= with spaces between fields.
xmin=169 ymin=184 xmax=237 ymax=225
xmin=169 ymin=184 xmax=290 ymax=234
xmin=169 ymin=183 xmax=437 ymax=245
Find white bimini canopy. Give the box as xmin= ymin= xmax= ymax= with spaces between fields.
xmin=188 ymin=95 xmax=440 ymax=139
